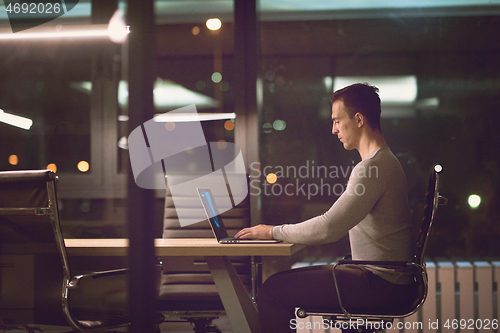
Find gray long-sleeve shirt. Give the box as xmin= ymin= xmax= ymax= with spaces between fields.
xmin=272 ymin=147 xmax=414 ymax=284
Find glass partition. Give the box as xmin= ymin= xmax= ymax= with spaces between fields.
xmin=1 ymin=0 xmax=498 ymax=257
xmin=0 ymin=43 xmax=92 ymax=174
xmin=258 ymin=3 xmax=500 ymax=263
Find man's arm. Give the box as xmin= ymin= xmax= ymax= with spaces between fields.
xmin=235 ymin=160 xmax=386 ymax=244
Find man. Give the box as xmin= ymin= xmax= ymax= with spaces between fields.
xmin=235 ymin=83 xmax=417 ymax=332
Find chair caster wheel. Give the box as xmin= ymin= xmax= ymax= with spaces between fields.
xmin=296 ymin=308 xmax=307 ymax=318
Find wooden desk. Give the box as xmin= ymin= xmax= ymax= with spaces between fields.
xmin=65 ymin=238 xmax=305 ymax=333
xmin=65 ymin=238 xmax=304 ymax=257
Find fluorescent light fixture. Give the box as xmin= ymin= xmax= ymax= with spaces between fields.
xmin=118 ymin=136 xmax=128 ymax=150
xmin=0 ymin=109 xmax=33 ymax=130
xmin=69 ymin=81 xmax=92 ymax=93
xmin=333 ymin=76 xmax=418 ymax=118
xmin=153 ymin=112 xmax=236 ymax=122
xmin=260 ymin=0 xmax=500 ymax=12
xmin=108 ymin=9 xmax=129 ymax=43
xmin=71 ymin=80 xmax=219 ymax=111
xmin=415 ymin=97 xmax=440 ymax=109
xmin=144 ymin=79 xmax=220 ymax=110
xmin=323 ymin=76 xmax=333 ymax=93
xmin=0 ymin=24 xmax=129 ymax=41
xmin=333 ymin=76 xmax=418 ymax=104
xmin=378 ymin=107 xmax=416 ymax=118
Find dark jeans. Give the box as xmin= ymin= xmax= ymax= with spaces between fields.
xmin=257 ymin=264 xmax=417 ymax=333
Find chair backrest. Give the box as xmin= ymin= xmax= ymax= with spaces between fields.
xmin=0 ymin=170 xmax=70 ymax=324
xmin=163 ymin=173 xmax=251 ymax=239
xmin=414 ymin=164 xmax=444 ymax=266
xmin=161 ymin=172 xmax=252 ymax=280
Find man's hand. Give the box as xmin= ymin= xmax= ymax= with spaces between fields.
xmin=234 ymin=224 xmax=275 ymax=240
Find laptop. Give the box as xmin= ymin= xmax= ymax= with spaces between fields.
xmin=197 ymin=188 xmax=281 ymax=244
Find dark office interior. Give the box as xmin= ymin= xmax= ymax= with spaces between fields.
xmin=0 ymin=1 xmax=499 ymax=332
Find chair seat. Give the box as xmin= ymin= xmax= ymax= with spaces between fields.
xmin=299 ymin=276 xmax=425 ymax=318
xmin=161 ymin=272 xmax=251 ymax=285
xmin=300 ymin=299 xmax=416 ymax=318
xmin=157 ymin=283 xmax=224 ymax=311
xmin=157 ymin=273 xmax=252 ymax=311
xmin=71 ymin=310 xmax=129 ymax=329
xmin=159 ymin=284 xmax=221 ymax=301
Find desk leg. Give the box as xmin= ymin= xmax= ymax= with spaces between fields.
xmin=205 ymin=256 xmax=260 ymax=333
xmin=251 ymin=256 xmax=262 ymax=301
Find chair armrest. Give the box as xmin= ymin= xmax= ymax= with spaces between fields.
xmin=438 ymin=195 xmax=448 ymax=205
xmin=336 ymin=260 xmax=426 ymax=275
xmin=90 ymin=268 xmax=129 ymax=279
xmin=337 ymin=260 xmax=409 ymax=267
xmin=68 ymin=268 xmax=128 ymax=289
xmin=341 ymin=254 xmax=352 ymax=260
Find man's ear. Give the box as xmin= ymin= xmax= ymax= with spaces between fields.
xmin=355 ymin=113 xmax=364 ymax=127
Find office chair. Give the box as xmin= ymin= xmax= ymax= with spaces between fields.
xmin=296 ymin=164 xmax=447 ymax=332
xmin=0 ymin=170 xmax=131 ymax=332
xmin=157 ymin=173 xmax=256 ymax=333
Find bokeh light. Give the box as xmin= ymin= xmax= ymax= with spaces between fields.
xmin=224 ymin=120 xmax=235 ymax=131
xmin=468 ymin=194 xmax=481 ymax=209
xmin=206 ymin=18 xmax=222 ymax=31
xmin=165 ymin=122 xmax=176 ymax=131
xmin=262 ymin=123 xmax=272 ymax=133
xmin=196 ymin=80 xmax=206 ymax=90
xmin=78 ymin=161 xmax=90 ymax=173
xmin=47 ymin=163 xmax=57 ymax=173
xmin=220 ymin=81 xmax=230 ymax=92
xmin=266 ymin=173 xmax=277 ymax=184
xmin=217 ymin=140 xmax=227 ymax=150
xmin=211 ymin=72 xmax=222 ymax=83
xmin=8 ymin=154 xmax=18 ymax=165
xmin=273 ymin=119 xmax=286 ymax=131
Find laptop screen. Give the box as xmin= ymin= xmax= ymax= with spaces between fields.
xmin=197 ymin=188 xmax=229 ymax=241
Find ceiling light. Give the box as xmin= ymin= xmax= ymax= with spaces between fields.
xmin=108 ymin=9 xmax=129 ymax=43
xmin=333 ymin=76 xmax=418 ymax=104
xmin=0 ymin=109 xmax=33 ymax=130
xmin=0 ymin=23 xmax=129 ymax=42
xmin=153 ymin=112 xmax=236 ymax=122
xmin=71 ymin=80 xmax=220 ymax=110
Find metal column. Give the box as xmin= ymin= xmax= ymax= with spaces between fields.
xmin=127 ymin=0 xmax=157 ymax=332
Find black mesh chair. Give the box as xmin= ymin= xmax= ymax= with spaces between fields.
xmin=0 ymin=170 xmax=131 ymax=332
xmin=296 ymin=164 xmax=447 ymax=332
xmin=157 ymin=173 xmax=257 ymax=332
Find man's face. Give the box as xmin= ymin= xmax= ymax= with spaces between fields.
xmin=331 ymin=100 xmax=360 ymax=150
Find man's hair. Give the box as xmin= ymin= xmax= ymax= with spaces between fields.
xmin=331 ymin=83 xmax=382 ymax=131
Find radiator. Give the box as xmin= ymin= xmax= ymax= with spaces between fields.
xmin=293 ymin=260 xmax=499 ymax=333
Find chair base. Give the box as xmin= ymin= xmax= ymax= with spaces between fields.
xmin=297 ymin=309 xmax=393 ymax=333
xmin=160 ymin=312 xmax=223 ymax=333
xmin=181 ymin=317 xmax=222 ymax=333
xmin=325 ymin=319 xmax=390 ymax=333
